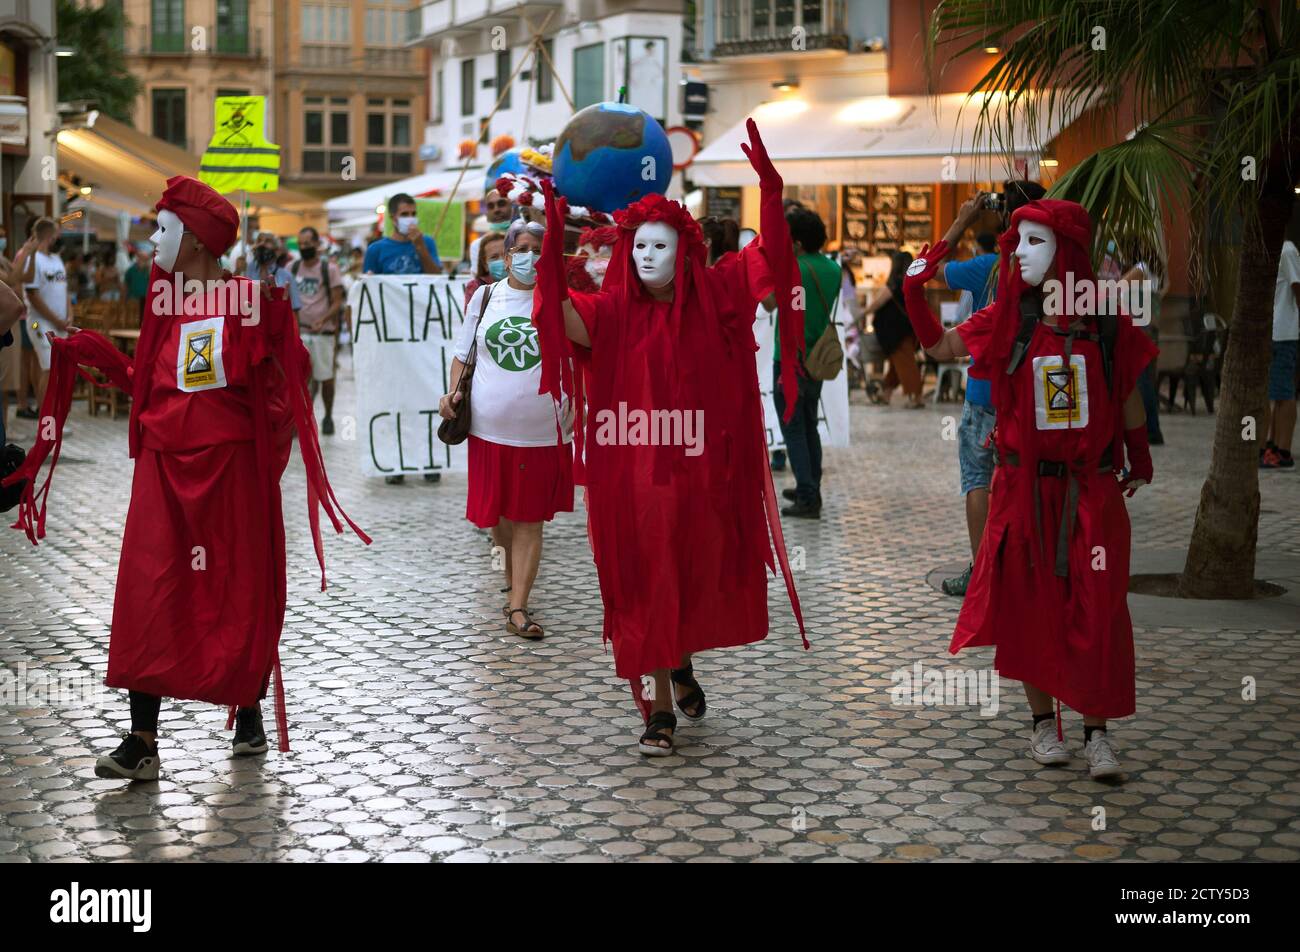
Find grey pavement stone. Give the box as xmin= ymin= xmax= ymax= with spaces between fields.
xmin=0 ymin=355 xmax=1297 ymax=862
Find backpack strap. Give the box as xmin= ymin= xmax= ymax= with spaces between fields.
xmin=1096 ymin=311 xmax=1118 ymax=393
xmin=1006 ymin=292 xmax=1042 ymax=376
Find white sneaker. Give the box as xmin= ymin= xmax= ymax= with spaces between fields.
xmin=1030 ymin=718 xmax=1071 ymax=765
xmin=1084 ymin=731 xmax=1123 ymax=779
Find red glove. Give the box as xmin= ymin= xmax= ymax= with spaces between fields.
xmin=1120 ymin=424 xmax=1153 ymax=496
xmin=901 ymin=240 xmax=951 ymax=349
xmin=539 ymin=179 xmax=570 ymax=297
xmin=740 ymin=118 xmax=782 ymax=192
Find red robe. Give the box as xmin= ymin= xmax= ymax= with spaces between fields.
xmin=951 ymin=205 xmax=1157 ymax=719
xmin=537 ymin=193 xmax=807 ymax=684
xmin=5 ymin=272 xmax=368 ymax=747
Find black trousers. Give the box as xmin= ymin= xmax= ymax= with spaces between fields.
xmin=128 ymin=674 xmax=270 ymax=733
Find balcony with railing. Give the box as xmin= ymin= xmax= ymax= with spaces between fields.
xmin=129 ymin=24 xmax=265 ymax=60
xmin=708 ymin=0 xmax=849 ymax=59
xmin=408 ymin=0 xmax=563 ymax=44
xmin=364 ymin=47 xmax=420 ymax=73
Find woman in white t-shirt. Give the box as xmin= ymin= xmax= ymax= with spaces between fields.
xmin=440 ymin=218 xmax=573 ymax=639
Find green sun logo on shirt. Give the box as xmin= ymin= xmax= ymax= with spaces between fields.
xmin=484 ymin=315 xmax=540 ymax=372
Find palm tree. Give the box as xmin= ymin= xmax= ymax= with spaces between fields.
xmin=929 ymin=0 xmax=1299 ymax=598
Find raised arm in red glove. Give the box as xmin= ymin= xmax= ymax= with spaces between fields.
xmin=740 ymin=118 xmax=802 ymax=421
xmin=900 ymin=240 xmax=951 ymax=350
xmin=1120 ymin=424 xmax=1153 ymax=496
xmin=534 ymin=179 xmax=574 ymax=404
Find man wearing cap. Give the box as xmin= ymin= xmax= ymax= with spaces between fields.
xmin=4 ymin=176 xmax=369 ymax=782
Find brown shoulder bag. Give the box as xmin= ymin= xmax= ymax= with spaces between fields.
xmin=437 ymin=282 xmax=495 ymax=446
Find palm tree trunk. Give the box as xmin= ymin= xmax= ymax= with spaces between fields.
xmin=1178 ymin=155 xmax=1294 ymax=598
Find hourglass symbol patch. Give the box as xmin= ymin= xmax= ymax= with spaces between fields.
xmin=177 ymin=317 xmax=227 ymax=392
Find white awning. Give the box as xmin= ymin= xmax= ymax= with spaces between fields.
xmin=323 ymin=168 xmax=484 ymax=216
xmin=690 ymin=92 xmax=1092 ymax=186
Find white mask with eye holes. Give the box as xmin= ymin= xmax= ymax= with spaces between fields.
xmin=633 ymin=221 xmax=679 ymax=289
xmin=1014 ymin=220 xmax=1058 ymax=287
xmin=150 ymin=209 xmax=185 ymax=274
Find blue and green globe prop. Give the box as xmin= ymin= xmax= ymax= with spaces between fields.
xmin=552 ymin=102 xmax=673 ymax=214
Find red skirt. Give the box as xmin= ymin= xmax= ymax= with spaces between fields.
xmin=466 ymin=435 xmax=574 ymax=528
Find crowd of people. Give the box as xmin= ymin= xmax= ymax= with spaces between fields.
xmin=4 ymin=119 xmax=1298 ymax=784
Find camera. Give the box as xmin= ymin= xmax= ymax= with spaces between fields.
xmin=982 ymin=192 xmax=1006 ymax=213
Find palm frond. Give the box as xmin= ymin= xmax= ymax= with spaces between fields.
xmin=1047 ymin=117 xmax=1200 ymax=272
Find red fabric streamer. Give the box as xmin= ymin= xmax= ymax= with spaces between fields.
xmin=3 ymin=330 xmax=133 ymax=542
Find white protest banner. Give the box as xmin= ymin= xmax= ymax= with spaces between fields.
xmin=754 ymin=303 xmax=850 ymax=450
xmin=348 ymin=274 xmax=471 ymax=477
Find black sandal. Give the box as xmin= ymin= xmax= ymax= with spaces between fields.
xmin=506 ymin=607 xmax=544 ymax=640
xmin=670 ymin=664 xmax=706 ymax=721
xmin=501 ymin=585 xmax=511 ymax=617
xmin=639 ymin=710 xmax=677 ymax=756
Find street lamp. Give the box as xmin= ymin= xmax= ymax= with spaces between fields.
xmin=80 ymin=185 xmax=93 ymax=254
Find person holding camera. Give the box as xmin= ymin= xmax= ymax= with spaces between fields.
xmin=243 ymin=231 xmax=302 ymax=316
xmin=920 ymin=181 xmax=1045 ymax=597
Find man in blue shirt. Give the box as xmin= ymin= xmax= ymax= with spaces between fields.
xmin=363 ymin=192 xmax=443 ymax=277
xmin=363 ymin=192 xmax=444 ymax=484
xmin=926 ymin=181 xmax=1045 ymax=596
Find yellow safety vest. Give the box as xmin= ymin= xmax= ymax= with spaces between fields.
xmin=199 ymin=96 xmax=280 ymax=193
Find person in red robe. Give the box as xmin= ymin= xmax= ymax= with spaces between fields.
xmin=532 ymin=120 xmax=807 ymax=756
xmin=4 ymin=176 xmax=368 ymax=781
xmin=902 ymin=198 xmax=1156 ymax=780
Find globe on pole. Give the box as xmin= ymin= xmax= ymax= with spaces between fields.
xmin=552 ymin=102 xmax=673 ymax=214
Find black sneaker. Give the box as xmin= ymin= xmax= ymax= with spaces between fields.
xmin=783 ymin=488 xmax=823 ymax=506
xmin=781 ymin=501 xmax=821 ymax=520
xmin=94 ymin=733 xmax=160 ymax=781
xmin=15 ymin=406 xmax=37 ymax=420
xmin=232 ymin=706 xmax=269 ymax=756
xmin=942 ymin=563 xmax=973 ymax=597
xmin=321 ymin=416 xmax=334 ymax=436
xmin=385 ymin=474 xmax=406 ymax=485
xmin=423 ymin=472 xmax=441 ymax=483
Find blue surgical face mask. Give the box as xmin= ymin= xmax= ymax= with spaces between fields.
xmin=0 ymin=238 xmax=7 ymax=253
xmin=487 ymin=258 xmax=507 ymax=280
xmin=510 ymin=250 xmax=538 ymax=284
xmin=488 ymin=219 xmax=512 ymax=233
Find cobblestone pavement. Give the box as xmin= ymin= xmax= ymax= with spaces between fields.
xmin=2 ymin=356 xmax=1298 ymax=863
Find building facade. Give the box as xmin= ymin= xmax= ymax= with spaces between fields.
xmin=0 ymin=0 xmax=62 ymax=243
xmin=112 ymin=0 xmax=276 ymax=155
xmin=274 ymin=0 xmax=427 ymax=200
xmin=409 ymin=0 xmax=685 ymax=199
xmin=95 ymin=1 xmax=425 ymax=203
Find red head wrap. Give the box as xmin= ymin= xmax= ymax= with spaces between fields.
xmin=986 ymin=198 xmax=1098 ymax=380
xmin=155 ymin=176 xmax=240 ymax=259
xmin=578 ymin=225 xmax=619 ymax=250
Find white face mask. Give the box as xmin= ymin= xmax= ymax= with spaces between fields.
xmin=1014 ymin=220 xmax=1057 ymax=287
xmin=150 ymin=209 xmax=185 ymax=274
xmin=397 ymin=215 xmax=419 ymax=235
xmin=633 ymin=222 xmax=678 ymax=289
